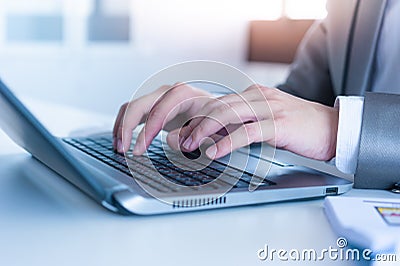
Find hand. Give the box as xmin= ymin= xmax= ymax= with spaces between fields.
xmin=113 ymin=83 xmax=213 ymax=153
xmin=177 ymin=85 xmax=339 ymax=161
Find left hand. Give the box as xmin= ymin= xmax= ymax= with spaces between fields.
xmin=171 ymin=85 xmax=339 ymax=161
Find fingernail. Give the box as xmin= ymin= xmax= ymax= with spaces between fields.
xmin=117 ymin=139 xmax=123 ymax=153
xmin=179 ymin=135 xmax=185 ymax=146
xmin=182 ymin=136 xmax=192 ymax=150
xmin=178 ymin=128 xmax=188 ymax=145
xmin=206 ymin=145 xmax=217 ymax=159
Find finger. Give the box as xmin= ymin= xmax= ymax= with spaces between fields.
xmin=166 ymin=127 xmax=224 ymax=152
xmin=205 ymin=120 xmax=275 ymax=159
xmin=177 ymin=97 xmax=223 ymax=140
xmin=119 ymin=99 xmax=149 ymax=153
xmin=179 ymin=89 xmax=269 ymax=141
xmin=166 ymin=128 xmax=181 ymax=150
xmin=178 ymin=97 xmax=234 ymax=142
xmin=113 ymin=103 xmax=127 ymax=138
xmin=118 ymin=85 xmax=171 ymax=153
xmin=183 ymin=101 xmax=273 ymax=151
xmin=113 ymin=102 xmax=128 ymax=150
xmin=177 ymin=124 xmax=193 ymax=146
xmin=182 ymin=102 xmax=248 ymax=151
xmin=133 ymin=87 xmax=211 ymax=155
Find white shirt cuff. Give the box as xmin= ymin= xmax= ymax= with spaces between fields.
xmin=334 ymin=96 xmax=364 ymax=174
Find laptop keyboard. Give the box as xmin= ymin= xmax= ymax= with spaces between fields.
xmin=63 ymin=136 xmax=275 ymax=193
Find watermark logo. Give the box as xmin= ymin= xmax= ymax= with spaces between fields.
xmin=257 ymin=237 xmax=398 ymax=262
xmin=336 ymin=237 xmax=348 ymax=248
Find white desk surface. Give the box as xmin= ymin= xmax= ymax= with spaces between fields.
xmin=0 ymin=99 xmax=398 ymax=266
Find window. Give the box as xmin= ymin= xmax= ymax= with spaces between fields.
xmin=3 ymin=0 xmax=63 ymax=42
xmin=87 ymin=0 xmax=130 ymax=42
xmin=285 ymin=0 xmax=327 ymax=20
xmin=0 ymin=0 xmax=132 ymax=46
xmin=255 ymin=0 xmax=327 ymax=21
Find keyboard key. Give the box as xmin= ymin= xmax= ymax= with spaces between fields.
xmin=62 ymin=136 xmax=276 ymax=193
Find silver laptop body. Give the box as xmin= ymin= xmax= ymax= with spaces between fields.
xmin=0 ymin=79 xmax=353 ymax=215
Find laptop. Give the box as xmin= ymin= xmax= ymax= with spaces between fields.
xmin=0 ymin=79 xmax=353 ymax=215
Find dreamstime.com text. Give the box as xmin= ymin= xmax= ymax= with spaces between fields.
xmin=257 ymin=237 xmax=398 ymax=262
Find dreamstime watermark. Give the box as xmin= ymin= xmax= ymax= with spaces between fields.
xmin=257 ymin=237 xmax=399 ymax=262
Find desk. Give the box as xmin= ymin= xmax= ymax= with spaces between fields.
xmin=0 ymin=99 xmax=398 ymax=266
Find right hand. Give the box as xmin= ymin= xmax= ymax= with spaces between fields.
xmin=113 ymin=83 xmax=213 ymax=154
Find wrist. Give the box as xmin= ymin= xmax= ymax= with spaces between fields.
xmin=327 ymin=106 xmax=339 ymax=160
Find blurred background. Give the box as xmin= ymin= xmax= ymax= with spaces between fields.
xmin=0 ymin=0 xmax=327 ymax=115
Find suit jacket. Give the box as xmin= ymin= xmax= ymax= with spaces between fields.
xmin=278 ymin=0 xmax=400 ymax=189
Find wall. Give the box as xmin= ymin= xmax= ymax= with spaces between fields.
xmin=0 ymin=0 xmax=290 ymax=115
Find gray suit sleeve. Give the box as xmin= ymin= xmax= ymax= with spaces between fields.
xmin=354 ymin=93 xmax=400 ymax=189
xmin=278 ymin=21 xmax=336 ymax=106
